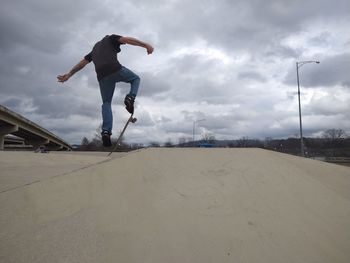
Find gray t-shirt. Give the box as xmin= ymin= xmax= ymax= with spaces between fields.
xmin=84 ymin=34 xmax=124 ymax=81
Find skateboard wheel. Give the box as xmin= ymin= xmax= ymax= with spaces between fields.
xmin=131 ymin=118 xmax=137 ymax=123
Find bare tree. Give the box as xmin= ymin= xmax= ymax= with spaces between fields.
xmin=150 ymin=142 xmax=160 ymax=147
xmin=164 ymin=139 xmax=173 ymax=147
xmin=81 ymin=137 xmax=90 ymax=146
xmin=79 ymin=137 xmax=90 ymax=150
xmin=178 ymin=137 xmax=187 ymax=146
xmin=323 ymin=129 xmax=346 ymax=140
xmin=201 ymin=132 xmax=216 ymax=143
xmin=237 ymin=136 xmax=249 ymax=147
xmin=93 ymin=124 xmax=103 ymax=141
xmin=323 ymin=129 xmax=347 ymax=156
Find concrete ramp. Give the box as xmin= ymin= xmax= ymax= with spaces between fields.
xmin=1 ymin=148 xmax=350 ymax=262
xmin=0 ymin=151 xmax=115 ymax=193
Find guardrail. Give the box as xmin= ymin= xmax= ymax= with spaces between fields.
xmin=325 ymin=157 xmax=350 ymax=163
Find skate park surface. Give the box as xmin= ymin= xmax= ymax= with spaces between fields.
xmin=1 ymin=148 xmax=350 ymax=263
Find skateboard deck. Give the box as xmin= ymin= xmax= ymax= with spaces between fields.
xmin=107 ymin=114 xmax=137 ymax=156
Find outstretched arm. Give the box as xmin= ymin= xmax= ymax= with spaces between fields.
xmin=119 ymin=36 xmax=154 ymax=54
xmin=57 ymin=58 xmax=90 ymax=83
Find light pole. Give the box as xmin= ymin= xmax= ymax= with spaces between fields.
xmin=192 ymin=119 xmax=206 ymax=146
xmin=296 ymin=60 xmax=320 ymax=156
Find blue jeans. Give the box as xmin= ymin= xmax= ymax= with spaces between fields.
xmin=98 ymin=66 xmax=140 ymax=133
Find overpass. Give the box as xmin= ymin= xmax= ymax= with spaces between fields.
xmin=0 ymin=105 xmax=72 ymax=151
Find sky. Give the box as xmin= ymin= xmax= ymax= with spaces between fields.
xmin=1 ymin=0 xmax=350 ymax=145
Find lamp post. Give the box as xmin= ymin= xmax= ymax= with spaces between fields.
xmin=296 ymin=60 xmax=320 ymax=157
xmin=192 ymin=119 xmax=206 ymax=146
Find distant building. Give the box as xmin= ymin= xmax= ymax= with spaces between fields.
xmin=198 ymin=142 xmax=214 ymax=148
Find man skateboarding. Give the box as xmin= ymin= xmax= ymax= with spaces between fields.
xmin=57 ymin=35 xmax=154 ymax=146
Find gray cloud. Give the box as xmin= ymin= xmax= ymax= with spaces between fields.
xmin=238 ymin=71 xmax=267 ymax=82
xmin=137 ymin=72 xmax=172 ymax=97
xmin=1 ymin=0 xmax=350 ymax=144
xmin=284 ymin=53 xmax=350 ymax=88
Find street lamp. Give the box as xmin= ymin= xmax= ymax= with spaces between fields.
xmin=296 ymin=60 xmax=320 ymax=157
xmin=192 ymin=119 xmax=206 ymax=146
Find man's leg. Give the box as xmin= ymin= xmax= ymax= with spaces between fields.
xmin=118 ymin=66 xmax=140 ymax=97
xmin=116 ymin=66 xmax=140 ymax=114
xmin=98 ymin=75 xmax=117 ymax=137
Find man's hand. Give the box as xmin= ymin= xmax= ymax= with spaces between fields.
xmin=145 ymin=44 xmax=154 ymax=55
xmin=57 ymin=73 xmax=71 ymax=83
xmin=57 ymin=59 xmax=90 ymax=83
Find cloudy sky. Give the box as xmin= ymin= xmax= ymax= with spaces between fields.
xmin=1 ymin=0 xmax=350 ymax=145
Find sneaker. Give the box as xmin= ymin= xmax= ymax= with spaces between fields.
xmin=124 ymin=94 xmax=135 ymax=114
xmin=101 ymin=130 xmax=112 ymax=147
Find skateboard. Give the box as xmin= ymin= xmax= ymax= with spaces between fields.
xmin=107 ymin=114 xmax=137 ymax=156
